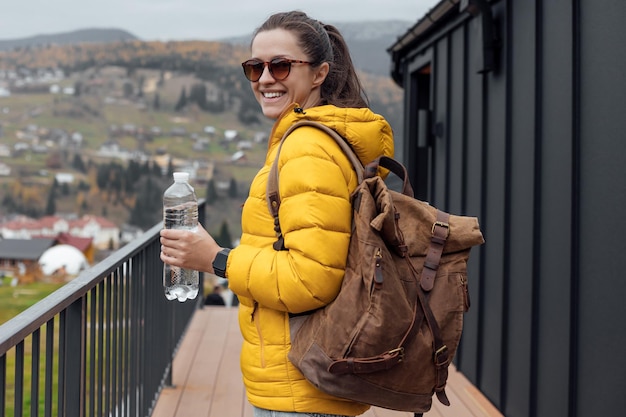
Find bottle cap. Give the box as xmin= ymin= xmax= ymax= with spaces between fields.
xmin=173 ymin=172 xmax=189 ymax=182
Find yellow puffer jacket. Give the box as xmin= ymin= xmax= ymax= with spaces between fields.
xmin=227 ymin=104 xmax=394 ymax=416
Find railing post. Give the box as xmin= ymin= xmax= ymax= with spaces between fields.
xmin=0 ymin=354 xmax=5 ymax=417
xmin=14 ymin=342 xmax=24 ymax=417
xmin=166 ymin=305 xmax=174 ymax=388
xmin=30 ymin=330 xmax=40 ymax=417
xmin=63 ymin=298 xmax=85 ymax=417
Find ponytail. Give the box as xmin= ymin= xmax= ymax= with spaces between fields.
xmin=321 ymin=24 xmax=368 ymax=108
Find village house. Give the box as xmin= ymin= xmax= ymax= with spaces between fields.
xmin=0 ymin=238 xmax=56 ymax=283
xmin=67 ymin=215 xmax=119 ymax=250
xmin=1 ymin=214 xmax=120 ymax=250
xmin=54 ymin=172 xmax=75 ymax=184
xmin=0 ymin=214 xmax=121 ymax=281
xmin=0 ymin=144 xmax=10 ymax=157
xmin=0 ymin=162 xmax=10 ymax=176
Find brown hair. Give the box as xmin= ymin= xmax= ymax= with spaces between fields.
xmin=252 ymin=10 xmax=368 ymax=108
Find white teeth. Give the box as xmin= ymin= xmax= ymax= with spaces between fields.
xmin=263 ymin=92 xmax=283 ymax=98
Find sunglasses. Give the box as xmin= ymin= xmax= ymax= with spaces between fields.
xmin=241 ymin=58 xmax=311 ymax=82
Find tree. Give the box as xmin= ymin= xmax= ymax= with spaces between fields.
xmin=206 ymin=179 xmax=218 ymax=204
xmin=152 ymin=161 xmax=163 ymax=177
xmin=110 ymin=169 xmax=123 ymax=200
xmin=174 ymin=87 xmax=187 ymax=112
xmin=216 ymin=220 xmax=233 ymax=248
xmin=137 ymin=75 xmax=145 ymax=98
xmin=153 ymin=92 xmax=160 ymax=110
xmin=238 ymin=103 xmax=261 ymax=125
xmin=96 ymin=165 xmax=109 ymax=190
xmin=72 ymin=154 xmax=86 ymax=173
xmin=189 ymin=83 xmax=208 ymax=110
xmin=45 ymin=187 xmax=56 ymax=215
xmin=2 ymin=193 xmax=16 ymax=212
xmin=80 ymin=198 xmax=88 ymax=214
xmin=126 ymin=160 xmax=141 ymax=186
xmin=44 ymin=179 xmax=59 ymax=216
xmin=73 ymin=81 xmax=82 ymax=97
xmin=228 ymin=177 xmax=238 ymax=198
xmin=123 ymin=81 xmax=134 ymax=98
xmin=141 ymin=160 xmax=152 ymax=176
xmin=167 ymin=157 xmax=175 ymax=178
xmin=77 ymin=180 xmax=90 ymax=192
xmin=129 ymin=177 xmax=163 ymax=230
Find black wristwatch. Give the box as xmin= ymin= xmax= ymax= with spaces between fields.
xmin=212 ymin=248 xmax=231 ymax=278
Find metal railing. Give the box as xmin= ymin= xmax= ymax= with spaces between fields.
xmin=0 ymin=202 xmax=206 ymax=417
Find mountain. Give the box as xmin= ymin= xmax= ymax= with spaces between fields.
xmin=338 ymin=21 xmax=411 ymax=76
xmin=0 ymin=28 xmax=138 ymax=51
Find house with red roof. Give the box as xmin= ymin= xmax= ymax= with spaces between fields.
xmin=1 ymin=214 xmax=119 ymax=251
xmin=68 ymin=215 xmax=119 ymax=250
xmin=0 ymin=213 xmax=121 ymax=281
xmin=56 ymin=232 xmax=95 ymax=264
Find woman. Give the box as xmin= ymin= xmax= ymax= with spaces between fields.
xmin=160 ymin=11 xmax=394 ymax=417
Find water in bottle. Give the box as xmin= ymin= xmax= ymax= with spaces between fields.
xmin=163 ymin=172 xmax=199 ymax=302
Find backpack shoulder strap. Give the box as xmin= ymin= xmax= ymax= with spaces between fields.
xmin=266 ymin=121 xmax=364 ymax=249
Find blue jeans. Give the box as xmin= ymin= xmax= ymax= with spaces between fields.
xmin=252 ymin=406 xmax=351 ymax=417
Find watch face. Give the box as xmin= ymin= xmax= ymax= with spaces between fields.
xmin=213 ymin=249 xmax=230 ymax=277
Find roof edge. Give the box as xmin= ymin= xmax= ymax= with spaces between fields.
xmin=388 ymin=0 xmax=461 ymax=55
xmin=388 ymin=0 xmax=461 ymax=85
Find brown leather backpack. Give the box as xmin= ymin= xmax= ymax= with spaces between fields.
xmin=267 ymin=121 xmax=485 ymax=414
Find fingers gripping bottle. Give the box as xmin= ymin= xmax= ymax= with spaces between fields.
xmin=163 ymin=172 xmax=199 ymax=302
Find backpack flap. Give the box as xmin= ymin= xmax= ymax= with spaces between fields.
xmin=365 ymin=156 xmax=484 ymax=255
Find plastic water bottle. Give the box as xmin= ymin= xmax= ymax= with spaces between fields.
xmin=163 ymin=172 xmax=199 ymax=302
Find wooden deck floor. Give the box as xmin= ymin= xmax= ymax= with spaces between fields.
xmin=151 ymin=307 xmax=502 ymax=417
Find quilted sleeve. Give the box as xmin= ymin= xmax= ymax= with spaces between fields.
xmin=228 ymin=126 xmax=358 ymax=314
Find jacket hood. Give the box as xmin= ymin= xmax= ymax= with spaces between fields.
xmin=270 ymin=104 xmax=395 ymax=167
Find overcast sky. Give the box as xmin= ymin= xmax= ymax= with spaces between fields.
xmin=0 ymin=0 xmax=436 ymax=41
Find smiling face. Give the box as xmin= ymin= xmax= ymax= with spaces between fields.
xmin=249 ymin=28 xmax=329 ymax=120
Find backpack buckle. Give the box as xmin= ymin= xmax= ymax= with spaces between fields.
xmin=434 ymin=345 xmax=449 ymax=366
xmin=388 ymin=347 xmax=405 ymax=362
xmin=431 ymin=221 xmax=450 ymax=238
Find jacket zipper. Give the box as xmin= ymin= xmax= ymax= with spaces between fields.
xmin=251 ymin=301 xmax=266 ymax=368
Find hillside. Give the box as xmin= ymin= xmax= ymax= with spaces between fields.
xmin=0 ymin=21 xmax=412 ymax=76
xmin=0 ymin=27 xmax=405 ymax=130
xmin=0 ymin=25 xmax=406 ymax=237
xmin=0 ymin=23 xmax=406 ymax=125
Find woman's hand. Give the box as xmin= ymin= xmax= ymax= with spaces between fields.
xmin=160 ymin=223 xmax=221 ymax=274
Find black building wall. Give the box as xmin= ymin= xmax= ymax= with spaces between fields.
xmin=390 ymin=1 xmax=626 ymax=416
